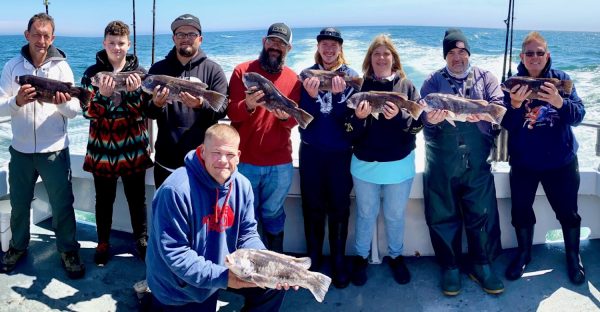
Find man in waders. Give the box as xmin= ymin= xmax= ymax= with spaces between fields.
xmin=420 ymin=28 xmax=504 ymax=296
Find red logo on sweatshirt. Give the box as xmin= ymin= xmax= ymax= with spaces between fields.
xmin=203 ymin=204 xmax=234 ymax=233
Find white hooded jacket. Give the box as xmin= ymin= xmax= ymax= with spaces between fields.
xmin=0 ymin=45 xmax=80 ymax=153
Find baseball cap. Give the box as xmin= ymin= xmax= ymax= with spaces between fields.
xmin=171 ymin=14 xmax=201 ymax=34
xmin=316 ymin=27 xmax=343 ymax=44
xmin=266 ymin=22 xmax=292 ymax=46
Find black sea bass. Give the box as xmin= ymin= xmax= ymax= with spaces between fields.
xmin=226 ymin=249 xmax=331 ymax=302
xmin=16 ymin=75 xmax=92 ymax=105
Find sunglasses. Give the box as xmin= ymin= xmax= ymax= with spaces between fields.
xmin=321 ymin=30 xmax=341 ymax=37
xmin=524 ymin=51 xmax=546 ymax=57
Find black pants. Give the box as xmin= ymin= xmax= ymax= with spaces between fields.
xmin=509 ymin=158 xmax=581 ymax=228
xmin=93 ymin=172 xmax=147 ymax=243
xmin=299 ymin=143 xmax=352 ymax=254
xmin=153 ymin=164 xmax=173 ymax=189
xmin=146 ymin=287 xmax=285 ymax=312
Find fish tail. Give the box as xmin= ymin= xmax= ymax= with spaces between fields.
xmin=347 ymin=77 xmax=364 ymax=91
xmin=296 ymin=108 xmax=314 ymax=129
xmin=406 ymin=100 xmax=424 ymax=120
xmin=203 ymin=91 xmax=228 ymax=112
xmin=77 ymin=87 xmax=93 ymax=105
xmin=307 ymin=271 xmax=332 ymax=303
xmin=561 ymin=80 xmax=573 ymax=95
xmin=488 ymin=104 xmax=508 ymax=124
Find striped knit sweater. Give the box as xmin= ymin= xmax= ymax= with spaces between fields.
xmin=80 ymin=50 xmax=153 ymax=178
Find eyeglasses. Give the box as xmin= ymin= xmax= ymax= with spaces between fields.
xmin=524 ymin=51 xmax=546 ymax=57
xmin=266 ymin=38 xmax=288 ymax=48
xmin=175 ymin=32 xmax=200 ymax=40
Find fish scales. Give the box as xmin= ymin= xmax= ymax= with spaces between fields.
xmin=422 ymin=93 xmax=506 ymax=125
xmin=501 ymin=76 xmax=573 ymax=100
xmin=242 ymin=72 xmax=314 ymax=129
xmin=140 ymin=74 xmax=226 ymax=112
xmin=16 ymin=75 xmax=92 ymax=105
xmin=346 ymin=91 xmax=423 ymax=120
xmin=91 ymin=70 xmax=148 ymax=93
xmin=298 ymin=69 xmax=363 ymax=92
xmin=226 ymin=249 xmax=331 ymax=302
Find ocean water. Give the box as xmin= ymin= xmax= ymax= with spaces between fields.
xmin=1 ymin=26 xmax=599 ymax=168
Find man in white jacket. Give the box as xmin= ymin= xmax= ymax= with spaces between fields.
xmin=0 ymin=13 xmax=84 ymax=279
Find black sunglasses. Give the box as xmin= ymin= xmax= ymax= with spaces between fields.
xmin=321 ymin=30 xmax=340 ymax=37
xmin=524 ymin=51 xmax=546 ymax=57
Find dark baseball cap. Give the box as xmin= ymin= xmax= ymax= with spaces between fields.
xmin=171 ymin=14 xmax=201 ymax=34
xmin=317 ymin=27 xmax=343 ymax=44
xmin=266 ymin=22 xmax=292 ymax=45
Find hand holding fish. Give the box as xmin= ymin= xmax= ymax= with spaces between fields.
xmin=465 ymin=114 xmax=485 ymax=123
xmin=355 ymin=100 xmax=372 ymax=119
xmin=98 ymin=75 xmax=116 ymax=97
xmin=538 ymin=82 xmax=564 ymax=109
xmin=382 ymin=101 xmax=399 ymax=120
xmin=330 ymin=76 xmax=346 ymax=94
xmin=302 ymin=76 xmax=320 ymax=98
xmin=226 ymin=256 xmax=300 ymax=291
xmin=508 ymin=84 xmax=532 ymax=108
xmin=425 ymin=109 xmax=449 ymax=125
xmin=53 ymin=91 xmax=71 ymax=104
xmin=15 ymin=84 xmax=36 ymax=106
xmin=125 ymin=72 xmax=142 ymax=92
xmin=244 ymin=87 xmax=264 ymax=111
xmin=179 ymin=91 xmax=204 ymax=109
xmin=273 ymin=108 xmax=290 ymax=121
xmin=151 ymin=85 xmax=170 ymax=108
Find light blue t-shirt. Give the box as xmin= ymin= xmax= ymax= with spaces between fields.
xmin=350 ymin=151 xmax=416 ymax=184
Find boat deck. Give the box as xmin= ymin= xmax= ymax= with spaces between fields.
xmin=0 ymin=219 xmax=599 ymax=311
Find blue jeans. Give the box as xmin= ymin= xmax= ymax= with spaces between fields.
xmin=353 ymin=176 xmax=413 ymax=259
xmin=238 ymin=162 xmax=293 ymax=234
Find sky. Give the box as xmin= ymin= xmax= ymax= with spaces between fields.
xmin=0 ymin=0 xmax=599 ymax=36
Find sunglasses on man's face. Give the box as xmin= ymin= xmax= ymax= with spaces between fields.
xmin=524 ymin=51 xmax=546 ymax=57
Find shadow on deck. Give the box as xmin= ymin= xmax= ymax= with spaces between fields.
xmin=0 ymin=219 xmax=599 ymax=311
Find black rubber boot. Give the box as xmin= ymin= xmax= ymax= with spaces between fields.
xmin=441 ymin=267 xmax=461 ymax=296
xmin=351 ymin=256 xmax=368 ymax=286
xmin=265 ymin=231 xmax=284 ymax=253
xmin=505 ymin=227 xmax=534 ymax=280
xmin=562 ymin=226 xmax=585 ymax=284
xmin=329 ymin=220 xmax=349 ymax=288
xmin=469 ymin=264 xmax=504 ymax=295
xmin=304 ymin=218 xmax=325 ymax=271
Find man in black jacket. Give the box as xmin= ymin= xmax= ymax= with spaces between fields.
xmin=146 ymin=14 xmax=228 ymax=187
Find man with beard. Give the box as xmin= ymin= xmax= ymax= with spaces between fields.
xmin=146 ymin=14 xmax=228 ymax=188
xmin=227 ymin=23 xmax=301 ymax=252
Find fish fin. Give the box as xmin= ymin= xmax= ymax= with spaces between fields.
xmin=77 ymin=87 xmax=93 ymax=105
xmin=472 ymin=99 xmax=489 ymax=106
xmin=294 ymin=257 xmax=312 ymax=270
xmin=249 ymin=274 xmax=270 ymax=289
xmin=371 ymin=112 xmax=379 ymax=120
xmin=346 ymin=77 xmax=364 ymax=91
xmin=446 ymin=118 xmax=457 ymax=127
xmin=307 ymin=271 xmax=332 ymax=303
xmin=295 ymin=108 xmax=314 ymax=129
xmin=488 ymin=103 xmax=507 ymax=124
xmin=406 ymin=100 xmax=424 ymax=120
xmin=561 ymin=80 xmax=573 ymax=95
xmin=202 ymin=90 xmax=228 ymax=112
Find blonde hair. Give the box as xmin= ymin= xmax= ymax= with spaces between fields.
xmin=314 ymin=44 xmax=347 ymax=69
xmin=204 ymin=124 xmax=240 ymax=146
xmin=521 ymin=31 xmax=548 ymax=52
xmin=362 ymin=34 xmax=406 ymax=79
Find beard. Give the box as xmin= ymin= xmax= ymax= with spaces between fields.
xmin=258 ymin=47 xmax=285 ymax=74
xmin=177 ymin=45 xmax=196 ymax=58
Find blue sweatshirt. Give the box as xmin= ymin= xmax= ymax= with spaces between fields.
xmin=501 ymin=59 xmax=585 ymax=170
xmin=299 ymin=64 xmax=358 ymax=151
xmin=146 ymin=149 xmax=264 ymax=306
